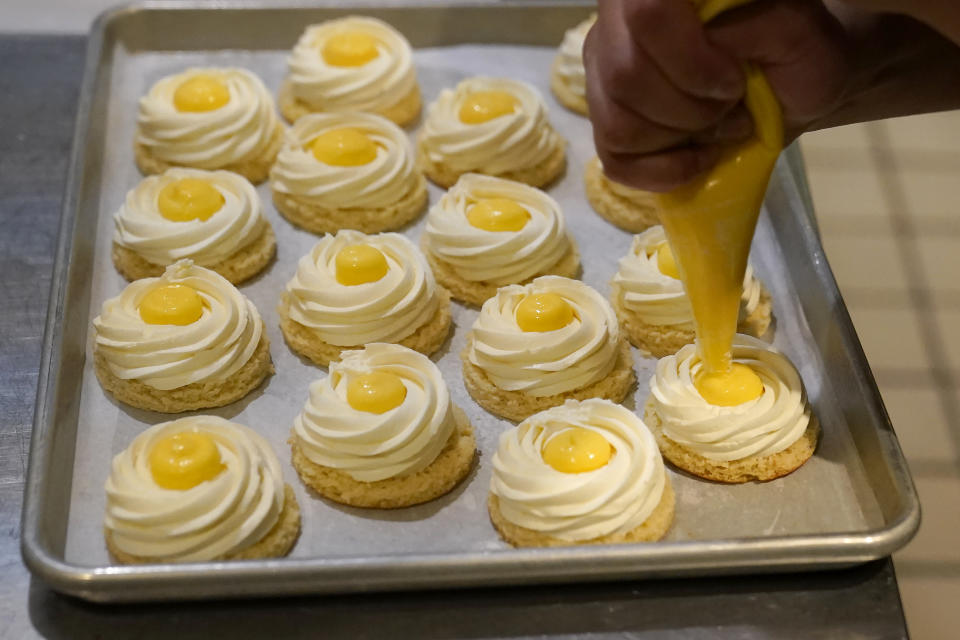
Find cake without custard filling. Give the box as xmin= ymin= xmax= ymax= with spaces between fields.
xmin=462 ymin=276 xmax=634 ymax=422
xmin=611 ymin=225 xmax=773 ymax=357
xmin=280 ymin=16 xmax=422 ymax=126
xmin=488 ymin=398 xmax=673 ymax=547
xmin=644 ymin=335 xmax=819 ymax=483
xmin=278 ymin=230 xmax=451 ymax=366
xmin=289 ymin=343 xmax=476 ymax=508
xmin=422 ymin=173 xmax=580 ymax=306
xmin=417 ymin=77 xmax=567 ymax=188
xmin=135 ymin=68 xmax=284 ymax=184
xmin=584 ymin=156 xmax=662 ymax=232
xmin=111 ymin=168 xmax=276 ymax=284
xmin=93 ymin=260 xmax=273 ymax=413
xmin=104 ymin=416 xmax=300 ymax=563
xmin=550 ymin=14 xmax=596 ymax=116
xmin=270 ymin=112 xmax=427 ymax=234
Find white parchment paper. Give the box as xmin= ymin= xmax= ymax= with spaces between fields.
xmin=64 ymin=43 xmax=881 ymax=565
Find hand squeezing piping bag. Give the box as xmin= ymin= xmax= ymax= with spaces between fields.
xmin=654 ymin=0 xmax=784 ymax=378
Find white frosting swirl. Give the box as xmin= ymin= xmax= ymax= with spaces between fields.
xmin=420 ymin=77 xmax=564 ymax=175
xmin=293 ymin=343 xmax=455 ymax=482
xmin=554 ymin=14 xmax=595 ymax=99
xmin=283 ymin=230 xmax=441 ymax=347
xmin=467 ymin=276 xmax=621 ymax=397
xmin=490 ymin=398 xmax=666 ymax=541
xmin=104 ymin=416 xmax=286 ymax=562
xmin=612 ymin=225 xmax=764 ymax=327
xmin=137 ymin=67 xmax=280 ymax=169
xmin=286 ymin=16 xmax=417 ymax=113
xmin=649 ymin=334 xmax=811 ymax=461
xmin=270 ymin=112 xmax=420 ymax=209
xmin=93 ymin=260 xmax=264 ymax=390
xmin=423 ymin=173 xmax=573 ymax=285
xmin=113 ymin=168 xmax=267 ymax=267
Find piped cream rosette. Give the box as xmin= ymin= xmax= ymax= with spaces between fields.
xmin=550 ymin=14 xmax=596 ymax=115
xmin=293 ymin=343 xmax=456 ymax=482
xmin=93 ymin=260 xmax=264 ymax=391
xmin=489 ymin=399 xmax=671 ymax=545
xmin=613 ymin=225 xmax=766 ymax=329
xmin=280 ymin=230 xmax=448 ymax=365
xmin=466 ymin=276 xmax=622 ymax=398
xmin=136 ymin=67 xmax=281 ymax=172
xmin=104 ymin=416 xmax=294 ymax=563
xmin=423 ymin=173 xmax=577 ymax=294
xmin=271 ymin=112 xmax=421 ymax=210
xmin=648 ymin=334 xmax=815 ymax=469
xmin=113 ymin=168 xmax=269 ymax=269
xmin=289 ymin=343 xmax=475 ymax=508
xmin=418 ymin=76 xmax=566 ymax=187
xmin=284 ymin=16 xmax=419 ymax=123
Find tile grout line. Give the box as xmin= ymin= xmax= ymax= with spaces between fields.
xmin=865 ymin=123 xmax=960 ymax=471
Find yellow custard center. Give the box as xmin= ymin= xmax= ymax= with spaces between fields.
xmin=149 ymin=431 xmax=226 ymax=490
xmin=458 ymin=91 xmax=519 ymax=124
xmin=346 ymin=371 xmax=407 ymax=414
xmin=542 ymin=428 xmax=613 ymax=473
xmin=694 ymin=362 xmax=764 ymax=406
xmin=138 ymin=284 xmax=204 ymax=326
xmin=157 ymin=178 xmax=225 ymax=222
xmin=335 ymin=244 xmax=388 ymax=285
xmin=467 ymin=198 xmax=530 ymax=232
xmin=655 ymin=242 xmax=680 ymax=279
xmin=310 ymin=128 xmax=378 ymax=166
xmin=322 ymin=32 xmax=380 ymax=67
xmin=516 ymin=293 xmax=574 ymax=333
xmin=173 ymin=75 xmax=230 ymax=112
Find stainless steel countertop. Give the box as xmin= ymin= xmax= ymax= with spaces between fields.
xmin=0 ymin=33 xmax=909 ymax=639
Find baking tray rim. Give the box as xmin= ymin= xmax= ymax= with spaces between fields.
xmin=21 ymin=0 xmax=921 ymax=603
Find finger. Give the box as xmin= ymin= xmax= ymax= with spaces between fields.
xmin=691 ymin=105 xmax=754 ymax=145
xmin=598 ymin=145 xmax=724 ymax=193
xmin=707 ymin=0 xmax=849 ymax=122
xmin=615 ymin=0 xmax=744 ymax=100
xmin=588 ymin=14 xmax=739 ymax=132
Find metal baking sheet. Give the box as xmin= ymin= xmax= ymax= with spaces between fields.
xmin=22 ymin=1 xmax=920 ymax=603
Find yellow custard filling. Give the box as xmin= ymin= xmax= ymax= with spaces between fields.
xmin=310 ymin=128 xmax=378 ymax=166
xmin=516 ymin=293 xmax=574 ymax=332
xmin=149 ymin=431 xmax=226 ymax=490
xmin=173 ymin=75 xmax=230 ymax=113
xmin=467 ymin=198 xmax=530 ymax=232
xmin=458 ymin=91 xmax=519 ymax=124
xmin=542 ymin=428 xmax=613 ymax=473
xmin=157 ymin=178 xmax=224 ymax=222
xmin=138 ymin=284 xmax=205 ymax=326
xmin=335 ymin=244 xmax=389 ymax=285
xmin=346 ymin=371 xmax=407 ymax=414
xmin=322 ymin=32 xmax=380 ymax=67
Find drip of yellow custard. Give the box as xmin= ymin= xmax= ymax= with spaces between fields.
xmin=322 ymin=32 xmax=380 ymax=67
xmin=695 ymin=362 xmax=764 ymax=406
xmin=173 ymin=75 xmax=230 ymax=113
xmin=335 ymin=244 xmax=389 ymax=285
xmin=458 ymin=91 xmax=519 ymax=124
xmin=310 ymin=128 xmax=378 ymax=166
xmin=654 ymin=0 xmax=782 ymax=404
xmin=542 ymin=427 xmax=613 ymax=473
xmin=157 ymin=178 xmax=224 ymax=222
xmin=467 ymin=198 xmax=530 ymax=232
xmin=139 ymin=284 xmax=205 ymax=325
xmin=346 ymin=371 xmax=407 ymax=414
xmin=655 ymin=242 xmax=680 ymax=279
xmin=149 ymin=431 xmax=226 ymax=490
xmin=516 ymin=293 xmax=575 ymax=332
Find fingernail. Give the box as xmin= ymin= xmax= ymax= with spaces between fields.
xmin=707 ymin=74 xmax=743 ymax=101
